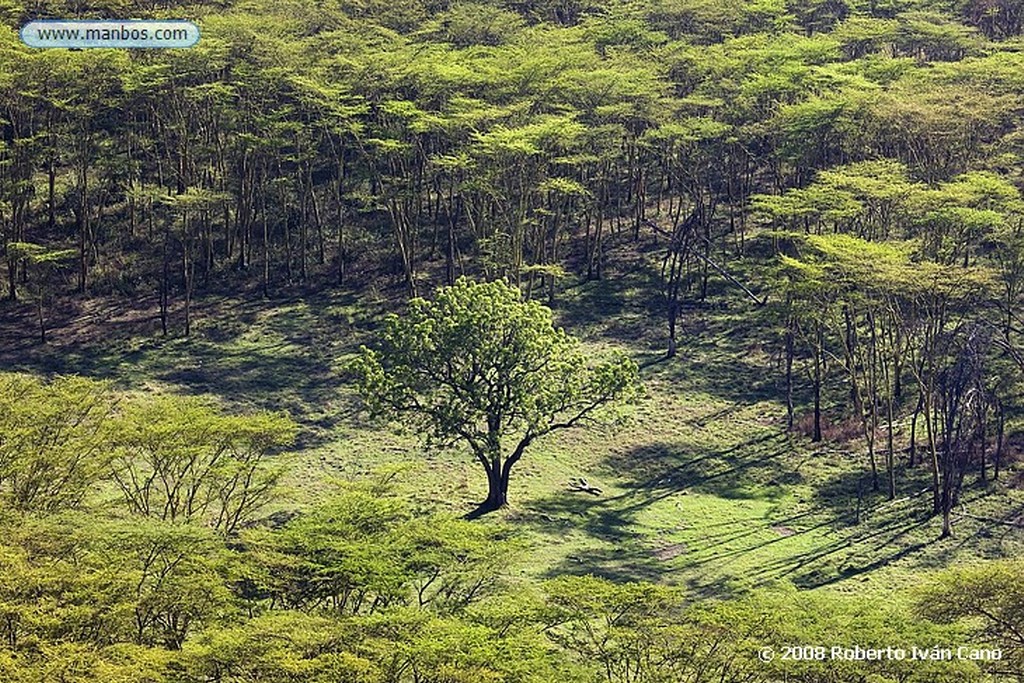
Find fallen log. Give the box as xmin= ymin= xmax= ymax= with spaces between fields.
xmin=568 ymin=477 xmax=602 ymax=496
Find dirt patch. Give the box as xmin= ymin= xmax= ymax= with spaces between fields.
xmin=652 ymin=541 xmax=687 ymax=560
xmin=794 ymin=413 xmax=863 ymax=443
xmin=772 ymin=525 xmax=796 ymax=537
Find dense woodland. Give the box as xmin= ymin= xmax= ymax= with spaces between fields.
xmin=5 ymin=0 xmax=1024 ymax=679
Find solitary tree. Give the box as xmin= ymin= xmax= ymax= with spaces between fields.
xmin=352 ymin=278 xmax=640 ymax=515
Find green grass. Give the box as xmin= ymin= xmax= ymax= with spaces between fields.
xmin=5 ymin=252 xmax=1024 ymax=604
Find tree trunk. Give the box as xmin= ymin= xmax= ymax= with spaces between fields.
xmin=941 ymin=507 xmax=952 ymax=538
xmin=813 ymin=327 xmax=823 ymax=442
xmin=262 ymin=169 xmax=270 ymax=298
xmin=473 ymin=462 xmax=508 ymax=517
xmin=183 ymin=213 xmax=194 ymax=338
xmin=995 ymin=399 xmax=1004 ymax=481
xmin=48 ymin=157 xmax=56 ymax=233
xmin=886 ymin=394 xmax=896 ymax=500
xmin=6 ymin=252 xmax=16 ymax=301
xmin=909 ymin=392 xmax=923 ymax=467
xmin=446 ymin=218 xmax=456 ymax=286
xmin=160 ymin=214 xmax=169 ymax=336
xmin=471 ymin=435 xmax=532 ymax=518
xmin=785 ymin=320 xmax=794 ymax=431
xmin=37 ymin=293 xmax=46 ymax=344
xmin=924 ymin=397 xmax=941 ymax=514
xmin=77 ymin=161 xmax=89 ymax=294
xmin=667 ymin=303 xmax=678 ymax=359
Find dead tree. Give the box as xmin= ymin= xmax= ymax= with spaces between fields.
xmin=649 ymin=202 xmax=764 ymax=359
xmin=936 ymin=325 xmax=989 ymax=538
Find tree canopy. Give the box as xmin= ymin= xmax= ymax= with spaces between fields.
xmin=353 ymin=277 xmax=640 ymax=513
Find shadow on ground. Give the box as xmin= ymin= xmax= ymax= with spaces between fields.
xmin=0 ymin=291 xmax=372 ymax=449
xmin=522 ymin=433 xmax=803 ymax=584
xmin=518 ymin=427 xmax=1019 ymax=591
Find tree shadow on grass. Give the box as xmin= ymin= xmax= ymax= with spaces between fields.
xmin=545 ymin=546 xmax=671 ymax=584
xmin=755 ymin=463 xmax=1024 ymax=588
xmin=811 ymin=456 xmax=941 ymax=520
xmin=155 ymin=342 xmax=343 ymax=446
xmin=811 ymin=464 xmax=887 ymax=525
xmin=744 ymin=515 xmax=934 ymax=588
xmin=604 ymin=433 xmax=802 ymax=501
xmin=641 ymin=315 xmax=784 ymax=406
xmin=1 ymin=292 xmax=366 ymax=450
xmin=522 ymin=433 xmax=806 ymax=583
xmin=552 ymin=272 xmax=664 ymax=348
xmin=527 ymin=429 xmax=1024 ymax=591
xmin=518 ymin=478 xmax=683 ymax=582
xmin=520 ymin=431 xmax=995 ymax=590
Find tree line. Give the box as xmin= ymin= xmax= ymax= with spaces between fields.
xmin=3 ymin=0 xmax=1023 ymax=316
xmin=759 ymin=161 xmax=1024 ymax=536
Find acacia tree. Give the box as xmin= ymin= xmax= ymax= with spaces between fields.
xmin=109 ymin=395 xmax=297 ymax=534
xmin=0 ymin=373 xmax=116 ymax=512
xmin=7 ymin=242 xmax=74 ymax=343
xmin=918 ymin=559 xmax=1024 ymax=675
xmin=352 ymin=278 xmax=640 ymax=515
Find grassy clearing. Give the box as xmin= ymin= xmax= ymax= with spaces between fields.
xmin=3 ymin=248 xmax=1023 ymax=602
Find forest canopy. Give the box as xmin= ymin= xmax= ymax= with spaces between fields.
xmin=5 ymin=0 xmax=1024 ymax=679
